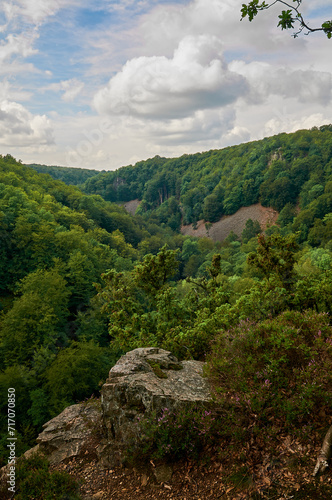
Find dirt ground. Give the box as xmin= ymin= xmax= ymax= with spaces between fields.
xmin=54 ymin=435 xmax=332 ymax=500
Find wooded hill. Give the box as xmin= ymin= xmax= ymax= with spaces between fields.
xmin=81 ymin=125 xmax=332 ymax=237
xmin=28 ymin=163 xmax=103 ymax=186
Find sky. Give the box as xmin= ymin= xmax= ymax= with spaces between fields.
xmin=1 ymin=0 xmax=332 ymax=171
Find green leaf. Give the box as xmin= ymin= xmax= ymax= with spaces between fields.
xmin=277 ymin=10 xmax=294 ymax=30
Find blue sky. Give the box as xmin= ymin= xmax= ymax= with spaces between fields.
xmin=1 ymin=0 xmax=332 ymax=170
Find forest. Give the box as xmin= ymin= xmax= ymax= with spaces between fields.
xmin=1 ymin=125 xmax=332 ymax=496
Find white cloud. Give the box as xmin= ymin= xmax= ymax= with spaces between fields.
xmin=48 ymin=78 xmax=85 ymax=102
xmin=3 ymin=0 xmax=77 ymax=26
xmin=264 ymin=113 xmax=331 ymax=138
xmin=1 ymin=0 xmax=332 ymax=170
xmin=230 ymin=60 xmax=332 ymax=106
xmin=143 ymin=107 xmax=236 ymax=145
xmin=0 ymin=31 xmax=38 ymax=63
xmin=93 ymin=34 xmax=248 ymax=119
xmin=0 ymin=99 xmax=54 ymax=147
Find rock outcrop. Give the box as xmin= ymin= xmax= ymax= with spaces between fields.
xmin=25 ymin=347 xmax=212 ymax=468
xmin=33 ymin=401 xmax=103 ymax=465
xmin=99 ymin=347 xmax=211 ymax=466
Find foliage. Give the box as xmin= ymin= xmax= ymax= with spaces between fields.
xmin=0 ymin=453 xmax=81 ymax=500
xmin=0 ymin=155 xmax=182 ymax=463
xmin=241 ymin=1 xmax=332 ymax=39
xmin=44 ymin=341 xmax=115 ymax=415
xmin=2 ymin=127 xmax=332 ymax=476
xmin=247 ymin=233 xmax=298 ymax=289
xmin=28 ymin=163 xmax=102 ymax=185
xmin=206 ymin=310 xmax=332 ymax=438
xmin=129 ymin=405 xmax=222 ymax=463
xmin=82 ymin=126 xmax=332 ymax=235
xmin=241 ymin=218 xmax=261 ymax=243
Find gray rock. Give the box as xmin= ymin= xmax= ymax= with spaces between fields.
xmin=36 ymin=401 xmax=102 ymax=465
xmin=99 ymin=347 xmax=211 ymax=466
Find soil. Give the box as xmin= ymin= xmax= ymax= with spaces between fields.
xmin=181 ymin=204 xmax=279 ymax=242
xmin=122 ymin=199 xmax=141 ymax=216
xmin=54 ymin=434 xmax=332 ymax=500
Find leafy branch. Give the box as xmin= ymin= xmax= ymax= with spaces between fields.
xmin=241 ymin=1 xmax=332 ymax=39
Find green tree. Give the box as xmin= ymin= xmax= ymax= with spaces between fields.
xmin=0 ymin=267 xmax=70 ymax=367
xmin=241 ymin=219 xmax=261 ymax=243
xmin=45 ymin=341 xmax=114 ymax=415
xmin=134 ymin=245 xmax=180 ymax=296
xmin=247 ymin=233 xmax=298 ymax=290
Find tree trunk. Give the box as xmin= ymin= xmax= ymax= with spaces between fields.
xmin=313 ymin=425 xmax=332 ymax=476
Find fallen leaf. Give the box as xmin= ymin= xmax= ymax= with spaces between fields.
xmin=141 ymin=474 xmax=148 ymax=486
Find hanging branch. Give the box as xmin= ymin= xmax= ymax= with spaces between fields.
xmin=241 ymin=1 xmax=332 ymax=38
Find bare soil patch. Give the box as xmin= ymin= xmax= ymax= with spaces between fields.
xmin=181 ymin=204 xmax=279 ymax=242
xmin=122 ymin=199 xmax=141 ymax=216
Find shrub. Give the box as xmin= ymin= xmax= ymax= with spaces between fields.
xmin=0 ymin=453 xmax=81 ymax=500
xmin=206 ymin=310 xmax=332 ymax=439
xmin=128 ymin=404 xmax=222 ymax=464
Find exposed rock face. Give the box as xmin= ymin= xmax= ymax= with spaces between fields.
xmin=24 ymin=348 xmax=211 ymax=468
xmin=99 ymin=347 xmax=211 ymax=466
xmin=35 ymin=402 xmax=102 ymax=465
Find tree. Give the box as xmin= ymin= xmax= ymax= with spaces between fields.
xmin=241 ymin=1 xmax=332 ymax=38
xmin=247 ymin=233 xmax=298 ymax=290
xmin=241 ymin=219 xmax=261 ymax=243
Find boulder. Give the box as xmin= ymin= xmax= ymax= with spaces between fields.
xmin=99 ymin=347 xmax=211 ymax=466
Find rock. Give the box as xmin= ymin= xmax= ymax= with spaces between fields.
xmin=25 ymin=348 xmax=212 ymax=469
xmin=99 ymin=347 xmax=211 ymax=466
xmin=153 ymin=464 xmax=173 ymax=483
xmin=36 ymin=401 xmax=102 ymax=465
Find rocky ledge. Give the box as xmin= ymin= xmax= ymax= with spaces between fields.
xmin=27 ymin=347 xmax=212 ymax=468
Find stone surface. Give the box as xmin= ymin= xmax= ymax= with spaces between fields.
xmin=99 ymin=347 xmax=211 ymax=466
xmin=36 ymin=401 xmax=102 ymax=465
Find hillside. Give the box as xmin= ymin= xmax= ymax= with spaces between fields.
xmin=181 ymin=203 xmax=279 ymax=241
xmin=82 ymin=125 xmax=332 ymax=239
xmin=28 ymin=163 xmax=102 ymax=185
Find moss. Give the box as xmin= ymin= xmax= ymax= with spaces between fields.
xmin=168 ymin=362 xmax=183 ymax=371
xmin=146 ymin=360 xmax=168 ymax=379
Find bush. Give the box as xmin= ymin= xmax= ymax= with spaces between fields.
xmin=128 ymin=404 xmax=222 ymax=464
xmin=0 ymin=454 xmax=81 ymax=500
xmin=206 ymin=310 xmax=332 ymax=440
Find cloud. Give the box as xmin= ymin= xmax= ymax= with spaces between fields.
xmin=230 ymin=60 xmax=332 ymax=106
xmin=143 ymin=107 xmax=237 ymax=145
xmin=0 ymin=99 xmax=54 ymax=147
xmin=0 ymin=31 xmax=38 ymax=63
xmin=3 ymin=0 xmax=77 ymax=26
xmin=48 ymin=78 xmax=85 ymax=102
xmin=93 ymin=34 xmax=248 ymax=119
xmin=264 ymin=113 xmax=332 ymax=138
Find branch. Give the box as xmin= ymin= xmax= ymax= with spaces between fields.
xmin=241 ymin=1 xmax=332 ymax=39
xmin=313 ymin=425 xmax=332 ymax=476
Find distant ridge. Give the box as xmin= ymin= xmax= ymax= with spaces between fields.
xmin=27 ymin=163 xmax=102 ymax=185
